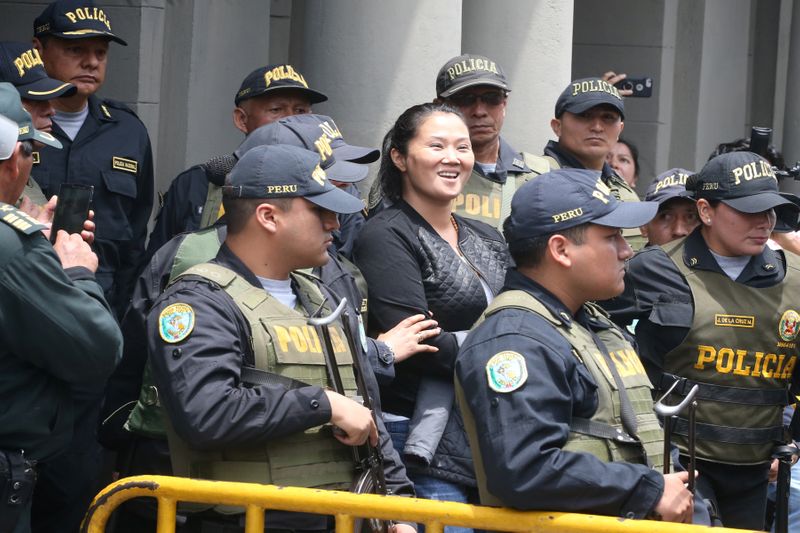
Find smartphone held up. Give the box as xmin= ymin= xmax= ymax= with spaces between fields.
xmin=50 ymin=184 xmax=93 ymax=244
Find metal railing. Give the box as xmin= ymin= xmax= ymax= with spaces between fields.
xmin=81 ymin=475 xmax=758 ymax=533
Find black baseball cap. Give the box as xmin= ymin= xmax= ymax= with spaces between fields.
xmin=225 ymin=144 xmax=364 ymax=214
xmin=436 ymin=54 xmax=510 ymax=99
xmin=0 ymin=82 xmax=61 ymax=149
xmin=234 ymin=114 xmax=370 ymax=183
xmin=234 ymin=64 xmax=327 ymax=106
xmin=686 ymin=152 xmax=800 ymax=215
xmin=504 ymin=168 xmax=657 ymax=243
xmin=34 ymin=0 xmax=127 ymax=46
xmin=0 ymin=42 xmax=76 ymax=101
xmin=555 ymin=77 xmax=625 ymax=119
xmin=645 ymin=168 xmax=694 ymax=205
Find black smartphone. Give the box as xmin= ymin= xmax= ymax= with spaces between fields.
xmin=614 ymin=77 xmax=654 ymax=97
xmin=50 ymin=184 xmax=93 ymax=243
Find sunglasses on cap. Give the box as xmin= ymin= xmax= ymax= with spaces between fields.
xmin=447 ymin=91 xmax=506 ymax=108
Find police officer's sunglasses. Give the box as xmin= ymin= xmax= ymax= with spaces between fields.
xmin=448 ymin=91 xmax=507 ymax=107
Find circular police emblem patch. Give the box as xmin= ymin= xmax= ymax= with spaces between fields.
xmin=779 ymin=309 xmax=800 ymax=342
xmin=485 ymin=351 xmax=527 ymax=393
xmin=159 ymin=303 xmax=195 ymax=343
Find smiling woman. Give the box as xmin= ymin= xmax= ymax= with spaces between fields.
xmin=354 ymin=102 xmax=510 ymax=530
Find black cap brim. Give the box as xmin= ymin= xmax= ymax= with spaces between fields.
xmin=333 ymin=144 xmax=380 ymax=164
xmin=722 ymin=192 xmax=798 ymax=214
xmin=306 ymin=186 xmax=364 ymax=214
xmin=324 ymin=160 xmax=368 ymax=183
xmin=16 ymin=78 xmax=76 ymax=101
xmin=236 ymin=86 xmax=328 ymax=106
xmin=439 ymin=79 xmax=509 ymax=98
xmin=52 ymin=30 xmax=127 ymax=46
xmin=592 ymin=201 xmax=658 ymax=228
xmin=560 ymin=98 xmax=625 ymax=120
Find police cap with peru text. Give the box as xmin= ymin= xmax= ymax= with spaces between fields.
xmin=0 ymin=42 xmax=76 ymax=101
xmin=504 ymin=168 xmax=657 ymax=243
xmin=0 ymin=82 xmax=61 ymax=149
xmin=34 ymin=0 xmax=127 ymax=46
xmin=436 ymin=54 xmax=510 ymax=98
xmin=686 ymin=151 xmax=800 ymax=216
xmin=234 ymin=114 xmax=373 ymax=183
xmin=225 ymin=144 xmax=364 ymax=214
xmin=555 ymin=77 xmax=625 ymax=120
xmin=235 ymin=64 xmax=327 ymax=106
xmin=645 ymin=168 xmax=694 ymax=206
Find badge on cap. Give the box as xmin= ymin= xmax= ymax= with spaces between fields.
xmin=486 ymin=351 xmax=527 ymax=393
xmin=159 ymin=303 xmax=195 ymax=343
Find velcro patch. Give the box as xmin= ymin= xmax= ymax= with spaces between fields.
xmin=112 ymin=156 xmax=138 ymax=174
xmin=486 ymin=351 xmax=527 ymax=393
xmin=159 ymin=303 xmax=195 ymax=343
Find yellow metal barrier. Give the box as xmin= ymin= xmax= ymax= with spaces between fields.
xmin=81 ymin=475 xmax=758 ymax=533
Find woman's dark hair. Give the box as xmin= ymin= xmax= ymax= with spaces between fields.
xmin=616 ymin=137 xmax=640 ymax=178
xmin=378 ymin=102 xmax=464 ymax=202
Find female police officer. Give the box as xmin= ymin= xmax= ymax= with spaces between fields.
xmin=605 ymin=151 xmax=800 ymax=529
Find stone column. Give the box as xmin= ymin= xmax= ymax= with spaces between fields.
xmin=292 ymin=0 xmax=463 ymax=193
xmin=462 ymin=0 xmax=574 ymax=158
xmin=781 ymin=0 xmax=800 ymax=172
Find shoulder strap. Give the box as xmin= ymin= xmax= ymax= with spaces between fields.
xmin=485 ymin=290 xmax=563 ymax=327
xmin=168 ymin=228 xmax=224 ymax=284
xmin=0 ymin=202 xmax=47 ymax=234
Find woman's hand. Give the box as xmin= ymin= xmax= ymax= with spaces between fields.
xmin=378 ymin=314 xmax=441 ymax=363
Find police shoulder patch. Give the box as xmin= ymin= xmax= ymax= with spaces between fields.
xmin=486 ymin=350 xmax=528 ymax=393
xmin=159 ymin=303 xmax=195 ymax=343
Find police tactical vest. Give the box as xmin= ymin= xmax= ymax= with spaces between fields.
xmin=453 ymin=153 xmax=556 ymax=229
xmin=200 ymin=183 xmax=224 ymax=229
xmin=661 ymin=240 xmax=800 ymax=464
xmin=165 ymin=262 xmax=358 ymax=493
xmin=125 ymin=227 xmax=224 ymax=438
xmin=606 ymin=173 xmax=647 ymax=251
xmin=459 ymin=290 xmax=664 ymax=506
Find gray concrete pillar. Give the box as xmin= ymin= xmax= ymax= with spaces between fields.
xmin=461 ymin=0 xmax=574 ymax=158
xmin=291 ymin=0 xmax=463 ymax=193
xmin=781 ymin=0 xmax=800 ymax=167
xmin=155 ymin=0 xmax=271 ymax=193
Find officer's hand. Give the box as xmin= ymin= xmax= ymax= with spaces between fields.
xmin=53 ymin=230 xmax=99 ymax=272
xmin=81 ymin=210 xmax=96 ymax=245
xmin=653 ymin=471 xmax=694 ymax=523
xmin=602 ymin=71 xmax=633 ymax=96
xmin=325 ymin=390 xmax=378 ymax=447
xmin=769 ymin=458 xmax=780 ymax=482
xmin=393 ymin=523 xmax=416 ymax=533
xmin=378 ymin=314 xmax=441 ymax=363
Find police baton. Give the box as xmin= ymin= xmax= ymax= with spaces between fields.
xmin=654 ymin=381 xmax=699 ymax=493
xmin=772 ymin=444 xmax=799 ymax=533
xmin=309 ymin=297 xmax=390 ymax=533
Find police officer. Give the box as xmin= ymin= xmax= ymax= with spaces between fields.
xmin=367 ymin=54 xmax=555 ymax=229
xmin=454 ymin=168 xmax=697 ymax=522
xmin=146 ymin=144 xmax=416 ymax=532
xmin=0 ymin=41 xmax=75 ymax=208
xmin=32 ymin=0 xmax=154 ymax=318
xmin=148 ymin=64 xmax=374 ymax=259
xmin=605 ymin=152 xmax=800 ymax=529
xmin=0 ymin=82 xmax=121 ymax=533
xmin=544 ymin=77 xmax=645 ymax=249
xmin=640 ymin=168 xmax=699 ymax=247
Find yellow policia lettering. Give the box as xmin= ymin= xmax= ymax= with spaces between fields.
xmin=13 ymin=49 xmax=44 ymax=78
xmin=263 ymin=65 xmax=308 ymax=89
xmin=453 ymin=193 xmax=501 ymax=220
xmin=318 ymin=121 xmax=342 ymax=141
xmin=654 ymin=172 xmax=689 ymax=193
xmin=570 ymin=79 xmax=621 ymax=100
xmin=592 ymin=178 xmax=612 ymax=204
xmin=694 ymin=344 xmax=796 ymax=379
xmin=731 ymin=160 xmax=776 ymax=185
xmin=552 ymin=207 xmax=583 ymax=223
xmin=311 ymin=165 xmax=326 ymax=186
xmin=273 ymin=325 xmax=348 ymax=355
xmin=313 ymin=135 xmax=334 ymax=162
xmin=64 ymin=7 xmax=112 ymax=31
xmin=609 ymin=349 xmax=647 ymax=378
xmin=447 ymin=58 xmax=499 ymax=81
